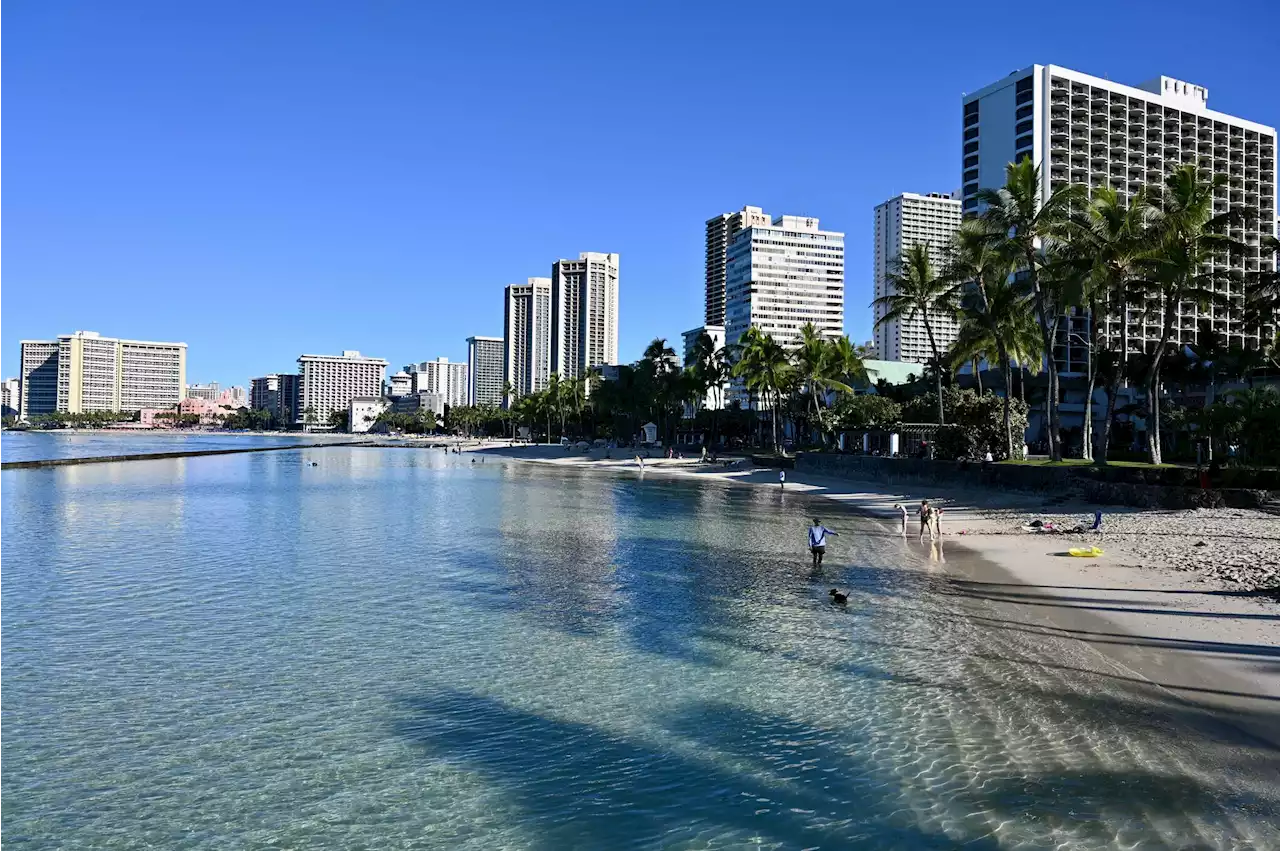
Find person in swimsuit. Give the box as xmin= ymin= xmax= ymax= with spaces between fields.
xmin=918 ymin=500 xmax=933 ymax=543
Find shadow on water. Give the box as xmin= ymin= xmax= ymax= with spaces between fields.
xmin=392 ymin=688 xmax=1270 ymax=850
xmin=393 ymin=688 xmax=1001 ymax=850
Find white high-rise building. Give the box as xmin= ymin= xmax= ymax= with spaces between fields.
xmin=466 ymin=336 xmax=504 ymax=407
xmin=552 ymin=252 xmax=619 ymax=380
xmin=724 ymin=214 xmax=844 ymax=352
xmin=705 ymin=206 xmax=773 ymax=327
xmin=962 ymin=65 xmax=1277 ymax=370
xmin=19 ymin=331 xmax=186 ymax=415
xmin=504 ymin=277 xmax=553 ymax=403
xmin=19 ymin=340 xmax=60 ymax=418
xmin=297 ymin=350 xmax=387 ymax=429
xmin=2 ymin=378 xmax=21 ymax=419
xmin=872 ymin=192 xmax=962 ymax=363
xmin=410 ymin=358 xmax=468 ymax=408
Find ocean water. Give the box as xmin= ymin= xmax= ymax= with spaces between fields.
xmin=0 ymin=431 xmax=341 ymax=464
xmin=2 ymin=447 xmax=1276 ymax=850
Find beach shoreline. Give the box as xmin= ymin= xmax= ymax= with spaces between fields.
xmin=468 ymin=441 xmax=1280 ymax=748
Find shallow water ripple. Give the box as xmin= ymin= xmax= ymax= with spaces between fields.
xmin=3 ymin=448 xmax=1277 ymax=849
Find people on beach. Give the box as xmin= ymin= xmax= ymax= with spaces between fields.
xmin=779 ymin=469 xmax=786 ymax=489
xmin=635 ymin=455 xmax=644 ymax=471
xmin=894 ymin=503 xmax=908 ymax=537
xmin=808 ymin=518 xmax=838 ymax=567
xmin=918 ymin=500 xmax=933 ymax=542
xmin=932 ymin=505 xmax=943 ymax=539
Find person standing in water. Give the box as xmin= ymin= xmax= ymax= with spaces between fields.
xmin=779 ymin=469 xmax=786 ymax=489
xmin=894 ymin=503 xmax=908 ymax=537
xmin=808 ymin=518 xmax=838 ymax=567
xmin=918 ymin=500 xmax=933 ymax=543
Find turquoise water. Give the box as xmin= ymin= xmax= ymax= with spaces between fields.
xmin=2 ymin=448 xmax=1277 ymax=849
xmin=0 ymin=431 xmax=340 ymax=464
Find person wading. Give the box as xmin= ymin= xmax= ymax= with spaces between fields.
xmin=808 ymin=518 xmax=839 ymax=568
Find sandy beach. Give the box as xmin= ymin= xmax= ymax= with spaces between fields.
xmin=458 ymin=440 xmax=1280 ymax=749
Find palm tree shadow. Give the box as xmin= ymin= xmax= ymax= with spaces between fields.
xmin=392 ymin=688 xmax=1001 ymax=850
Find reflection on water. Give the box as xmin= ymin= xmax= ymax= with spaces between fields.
xmin=2 ymin=449 xmax=1276 ymax=850
xmin=0 ymin=430 xmax=344 ymax=463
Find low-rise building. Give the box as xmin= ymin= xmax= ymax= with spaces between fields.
xmin=349 ymin=397 xmax=389 ymax=433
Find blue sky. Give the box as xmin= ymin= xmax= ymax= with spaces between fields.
xmin=4 ymin=0 xmax=1278 ymax=387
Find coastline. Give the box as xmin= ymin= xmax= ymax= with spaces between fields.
xmin=470 ymin=441 xmax=1280 ymax=748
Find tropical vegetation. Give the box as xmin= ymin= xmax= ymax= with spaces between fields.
xmin=873 ymin=160 xmax=1279 ymax=467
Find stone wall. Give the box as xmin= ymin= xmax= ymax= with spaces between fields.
xmin=793 ymin=453 xmax=1274 ymax=510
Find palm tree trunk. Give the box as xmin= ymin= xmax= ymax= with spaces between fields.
xmin=997 ymin=344 xmax=1014 ymax=460
xmin=771 ymin=391 xmax=780 ymax=453
xmin=973 ymin=359 xmax=983 ymax=394
xmin=921 ymin=310 xmax=945 ymax=426
xmin=1081 ymin=300 xmax=1102 ymax=462
xmin=1026 ymin=254 xmax=1063 ymax=461
xmin=1145 ymin=294 xmax=1177 ymax=465
xmin=1098 ymin=372 xmax=1119 ymax=466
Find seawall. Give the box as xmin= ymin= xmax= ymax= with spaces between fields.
xmin=1 ymin=442 xmax=360 ymax=470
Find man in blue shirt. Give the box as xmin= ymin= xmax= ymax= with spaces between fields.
xmin=808 ymin=518 xmax=839 ymax=567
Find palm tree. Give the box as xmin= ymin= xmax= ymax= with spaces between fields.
xmin=791 ymin=324 xmax=854 ymax=441
xmin=944 ymin=218 xmax=1019 ymax=458
xmin=1134 ymin=165 xmax=1245 ymax=464
xmin=1061 ymin=187 xmax=1157 ymax=463
xmin=873 ymin=243 xmax=958 ymax=426
xmin=975 ymin=158 xmax=1088 ymax=461
xmin=732 ymin=327 xmax=793 ymax=452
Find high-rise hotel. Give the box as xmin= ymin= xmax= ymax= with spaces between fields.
xmin=962 ymin=65 xmax=1276 ymax=369
xmin=551 ymin=252 xmax=619 ymax=381
xmin=18 ymin=331 xmax=186 ymax=418
xmin=466 ymin=336 xmax=505 ymax=407
xmin=297 ymin=350 xmax=387 ymax=428
xmin=503 ymin=276 xmax=553 ymax=402
xmin=705 ymin=206 xmax=773 ymax=327
xmin=723 ymin=214 xmax=845 ymax=354
xmin=872 ymin=192 xmax=962 ymax=363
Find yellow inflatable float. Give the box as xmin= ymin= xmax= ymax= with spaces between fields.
xmin=1068 ymin=546 xmax=1104 ymax=558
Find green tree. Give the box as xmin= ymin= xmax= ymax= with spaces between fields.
xmin=944 ymin=218 xmax=1020 ymax=458
xmin=1061 ymin=187 xmax=1157 ymax=463
xmin=732 ymin=327 xmax=793 ymax=453
xmin=974 ymin=158 xmax=1088 ymax=461
xmin=873 ymin=243 xmax=958 ymax=427
xmin=1134 ymin=165 xmax=1245 ymax=464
